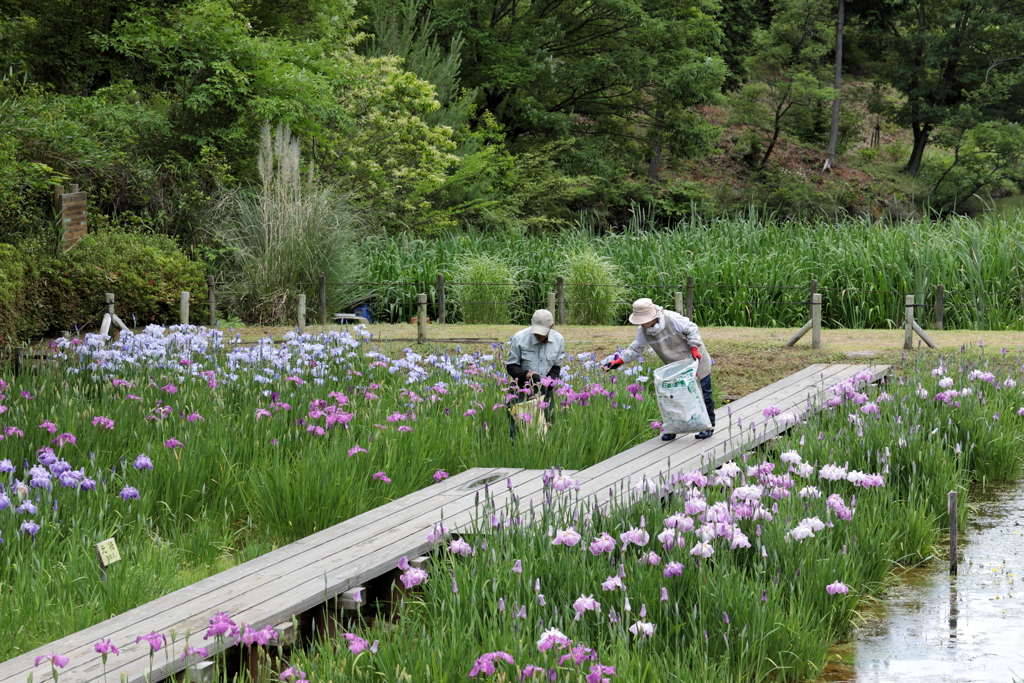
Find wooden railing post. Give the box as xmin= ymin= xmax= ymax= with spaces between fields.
xmin=809 ymin=278 xmax=818 ymax=314
xmin=685 ymin=277 xmax=694 ymax=319
xmin=935 ymin=284 xmax=944 ymax=331
xmin=437 ymin=273 xmax=446 ymax=324
xmin=556 ymin=277 xmax=566 ymax=325
xmin=208 ymin=275 xmax=216 ymax=327
xmin=319 ymin=275 xmax=327 ymax=326
xmin=904 ymin=294 xmax=914 ymax=350
xmin=417 ymin=293 xmax=428 ymax=343
xmin=180 ymin=292 xmax=190 ymax=326
xmin=811 ymin=293 xmax=822 ymax=349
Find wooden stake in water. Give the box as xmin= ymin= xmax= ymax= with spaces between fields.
xmin=948 ymin=490 xmax=958 ymax=575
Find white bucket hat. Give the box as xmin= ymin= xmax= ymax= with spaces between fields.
xmin=531 ymin=309 xmax=555 ymax=335
xmin=628 ymin=298 xmax=662 ymax=325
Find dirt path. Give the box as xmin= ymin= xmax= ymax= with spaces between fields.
xmin=231 ymin=323 xmax=1023 ymax=398
xmin=244 ymin=323 xmax=1023 ymax=356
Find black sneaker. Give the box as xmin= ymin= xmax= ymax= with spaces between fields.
xmin=661 ymin=433 xmax=676 ymax=441
xmin=694 ymin=429 xmax=714 ymax=440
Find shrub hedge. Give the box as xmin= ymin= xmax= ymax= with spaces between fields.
xmin=0 ymin=232 xmax=207 ymax=344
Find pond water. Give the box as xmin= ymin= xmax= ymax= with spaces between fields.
xmin=823 ymin=479 xmax=1024 ymax=683
xmin=978 ymin=195 xmax=1024 ymax=223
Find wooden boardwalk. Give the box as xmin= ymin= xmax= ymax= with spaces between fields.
xmin=1 ymin=363 xmax=887 ymax=683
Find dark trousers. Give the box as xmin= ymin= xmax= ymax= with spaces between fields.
xmin=700 ymin=374 xmax=716 ymax=427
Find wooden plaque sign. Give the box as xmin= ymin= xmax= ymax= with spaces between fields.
xmin=61 ymin=191 xmax=88 ymax=249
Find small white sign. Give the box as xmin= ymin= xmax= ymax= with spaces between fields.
xmin=95 ymin=538 xmax=121 ymax=568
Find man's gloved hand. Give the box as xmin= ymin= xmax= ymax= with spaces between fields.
xmin=603 ymin=357 xmax=624 ymax=372
xmin=691 ymin=346 xmax=701 ymax=362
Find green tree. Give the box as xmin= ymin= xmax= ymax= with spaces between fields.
xmin=99 ymin=0 xmax=459 ymax=233
xmin=731 ymin=0 xmax=837 ymax=168
xmin=429 ymin=0 xmax=725 ymax=177
xmin=867 ymin=0 xmax=1024 ymax=175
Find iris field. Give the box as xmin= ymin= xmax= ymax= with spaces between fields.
xmin=2 ymin=326 xmax=1023 ymax=682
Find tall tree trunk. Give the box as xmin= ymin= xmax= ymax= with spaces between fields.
xmin=648 ymin=108 xmax=664 ymax=182
xmin=648 ymin=143 xmax=663 ymax=182
xmin=823 ymin=0 xmax=844 ymax=172
xmin=904 ymin=123 xmax=932 ymax=176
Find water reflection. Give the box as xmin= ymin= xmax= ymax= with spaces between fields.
xmin=823 ymin=479 xmax=1024 ymax=683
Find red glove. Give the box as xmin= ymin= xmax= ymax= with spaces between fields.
xmin=604 ymin=358 xmax=624 ymax=372
xmin=691 ymin=347 xmax=701 ymax=361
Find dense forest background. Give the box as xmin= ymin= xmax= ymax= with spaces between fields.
xmin=2 ymin=0 xmax=1024 ymax=339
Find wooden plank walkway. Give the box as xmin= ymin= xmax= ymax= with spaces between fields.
xmin=1 ymin=363 xmax=887 ymax=683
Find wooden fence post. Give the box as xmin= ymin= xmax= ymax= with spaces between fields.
xmin=437 ymin=273 xmax=446 ymax=324
xmin=319 ymin=275 xmax=327 ymax=326
xmin=417 ymin=293 xmax=427 ymax=343
xmin=809 ymin=278 xmax=818 ymax=314
xmin=685 ymin=277 xmax=694 ymax=319
xmin=100 ymin=293 xmax=114 ymax=336
xmin=674 ymin=291 xmax=683 ymax=315
xmin=208 ymin=276 xmax=216 ymax=327
xmin=811 ymin=293 xmax=822 ymax=349
xmin=556 ymin=277 xmax=566 ymax=325
xmin=904 ymin=295 xmax=914 ymax=350
xmin=547 ymin=291 xmax=556 ymax=315
xmin=948 ymin=490 xmax=958 ymax=575
xmin=180 ymin=292 xmax=190 ymax=326
xmin=297 ymin=294 xmax=306 ymax=334
xmin=935 ymin=284 xmax=944 ymax=331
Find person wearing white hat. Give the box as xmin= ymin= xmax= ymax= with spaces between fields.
xmin=602 ymin=298 xmax=715 ymax=440
xmin=506 ymin=309 xmax=566 ymax=390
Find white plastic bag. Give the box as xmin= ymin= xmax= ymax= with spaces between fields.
xmin=654 ymin=359 xmax=712 ymax=435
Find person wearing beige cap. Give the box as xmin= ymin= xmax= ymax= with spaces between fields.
xmin=602 ymin=298 xmax=715 ymax=440
xmin=506 ymin=309 xmax=566 ymax=390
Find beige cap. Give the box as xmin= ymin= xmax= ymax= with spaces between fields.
xmin=628 ymin=298 xmax=662 ymax=325
xmin=531 ymin=309 xmax=555 ymax=335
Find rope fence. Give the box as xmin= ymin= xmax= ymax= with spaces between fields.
xmin=42 ymin=275 xmax=1024 ymax=337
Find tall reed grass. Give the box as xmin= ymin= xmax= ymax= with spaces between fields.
xmin=359 ymin=213 xmax=1024 ymax=329
xmin=449 ymin=253 xmax=521 ymax=324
